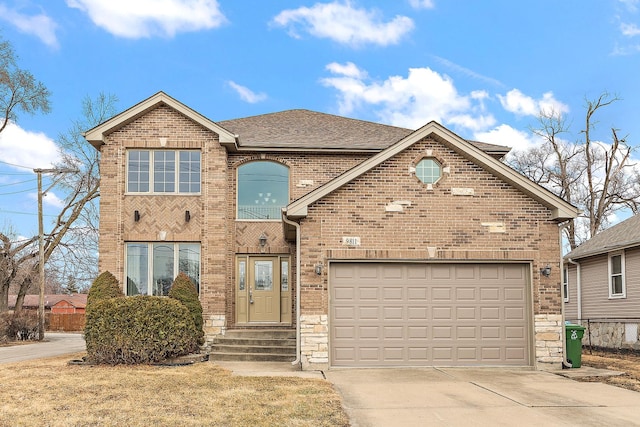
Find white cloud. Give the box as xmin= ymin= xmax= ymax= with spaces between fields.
xmin=271 ymin=1 xmax=414 ymax=47
xmin=0 ymin=122 xmax=60 ymax=170
xmin=0 ymin=4 xmax=59 ymax=47
xmin=409 ymin=0 xmax=435 ymax=9
xmin=227 ymin=81 xmax=267 ymax=104
xmin=621 ymin=22 xmax=640 ymax=36
xmin=325 ymin=61 xmax=367 ymax=79
xmin=474 ymin=124 xmax=541 ymax=152
xmin=66 ymin=0 xmax=227 ymax=38
xmin=321 ymin=63 xmax=495 ymax=131
xmin=498 ymin=89 xmax=569 ymax=117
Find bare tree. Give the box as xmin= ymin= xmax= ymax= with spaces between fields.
xmin=0 ymin=36 xmax=51 ymax=134
xmin=35 ymin=93 xmax=118 ymax=293
xmin=509 ymin=93 xmax=640 ymax=249
xmin=0 ymin=93 xmax=118 ymax=312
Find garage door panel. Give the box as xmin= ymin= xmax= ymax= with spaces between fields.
xmin=383 ymin=306 xmax=403 ymax=320
xmin=408 ymin=326 xmax=428 ymax=339
xmin=358 ymin=287 xmax=379 ymax=300
xmin=384 ymin=326 xmax=404 ymax=339
xmin=480 ymin=288 xmax=500 ymax=301
xmin=456 ymin=287 xmax=476 ymax=300
xmin=505 ymin=307 xmax=525 ymax=320
xmin=383 ymin=287 xmax=403 ymax=300
xmin=331 ymin=263 xmax=530 ymax=367
xmin=358 ymin=306 xmax=379 ymax=319
xmin=432 ymin=307 xmax=452 ymax=320
xmin=407 ymin=306 xmax=428 ymax=320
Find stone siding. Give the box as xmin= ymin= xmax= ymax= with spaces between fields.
xmin=580 ymin=321 xmax=640 ymax=351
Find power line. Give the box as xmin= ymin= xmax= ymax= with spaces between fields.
xmin=0 ymin=159 xmax=36 ymax=170
xmin=0 ymin=178 xmax=37 ymax=187
xmin=0 ymin=208 xmax=57 ymax=217
xmin=0 ymin=187 xmax=36 ymax=196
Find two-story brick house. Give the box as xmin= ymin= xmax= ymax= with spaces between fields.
xmin=85 ymin=92 xmax=578 ymax=370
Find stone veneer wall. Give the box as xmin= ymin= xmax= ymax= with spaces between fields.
xmin=579 ymin=321 xmax=640 ymax=351
xmin=534 ymin=314 xmax=563 ymax=368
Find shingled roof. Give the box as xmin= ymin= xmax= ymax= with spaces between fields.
xmin=566 ymin=214 xmax=640 ymax=260
xmin=219 ymin=109 xmax=511 ymax=157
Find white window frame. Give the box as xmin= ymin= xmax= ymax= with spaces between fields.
xmin=563 ymin=265 xmax=569 ymax=303
xmin=125 ymin=242 xmax=201 ymax=296
xmin=608 ymin=251 xmax=626 ymax=299
xmin=415 ymin=158 xmax=442 ymax=184
xmin=126 ymin=150 xmax=201 ymax=195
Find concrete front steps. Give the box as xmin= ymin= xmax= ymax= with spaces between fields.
xmin=209 ymin=329 xmax=296 ymax=362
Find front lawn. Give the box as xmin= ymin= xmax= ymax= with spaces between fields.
xmin=0 ymin=354 xmax=349 ymax=426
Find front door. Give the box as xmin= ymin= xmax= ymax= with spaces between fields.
xmin=249 ymin=257 xmax=280 ymax=322
xmin=236 ymin=255 xmax=291 ymax=324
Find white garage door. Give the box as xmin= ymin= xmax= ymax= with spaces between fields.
xmin=330 ymin=263 xmax=531 ymax=367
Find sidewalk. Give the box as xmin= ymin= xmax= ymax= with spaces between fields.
xmin=0 ymin=332 xmax=85 ymax=364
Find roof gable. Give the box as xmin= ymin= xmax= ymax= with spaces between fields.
xmin=567 ymin=214 xmax=640 ymax=260
xmin=285 ymin=121 xmax=578 ymax=221
xmin=84 ymin=91 xmax=236 ymax=149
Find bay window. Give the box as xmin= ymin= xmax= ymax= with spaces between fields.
xmin=126 ymin=242 xmax=200 ymax=296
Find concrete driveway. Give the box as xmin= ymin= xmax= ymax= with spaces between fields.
xmin=0 ymin=332 xmax=85 ymax=364
xmin=325 ymin=367 xmax=640 ymax=427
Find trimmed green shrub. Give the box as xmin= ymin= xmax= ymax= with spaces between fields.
xmin=169 ymin=272 xmax=204 ymax=345
xmin=86 ymin=271 xmax=123 ymax=314
xmin=84 ymin=296 xmax=199 ymax=365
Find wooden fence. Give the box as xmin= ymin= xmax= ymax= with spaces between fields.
xmin=47 ymin=313 xmax=85 ymax=332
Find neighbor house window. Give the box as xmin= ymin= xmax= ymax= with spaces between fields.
xmin=127 ymin=150 xmax=200 ymax=194
xmin=237 ymin=161 xmax=289 ymax=220
xmin=125 ymin=242 xmax=200 ymax=296
xmin=609 ymin=252 xmax=625 ymax=298
xmin=415 ymin=158 xmax=442 ymax=184
xmin=562 ymin=266 xmax=569 ymax=303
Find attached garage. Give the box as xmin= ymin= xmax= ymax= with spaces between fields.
xmin=330 ymin=262 xmax=531 ymax=367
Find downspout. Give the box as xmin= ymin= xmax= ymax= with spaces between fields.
xmin=559 ymin=221 xmax=572 ymax=369
xmin=282 ymin=212 xmax=301 ymax=367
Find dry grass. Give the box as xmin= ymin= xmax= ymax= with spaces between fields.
xmin=580 ymin=349 xmax=640 ymax=393
xmin=0 ymin=353 xmax=349 ymax=427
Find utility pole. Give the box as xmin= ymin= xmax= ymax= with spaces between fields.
xmin=34 ymin=167 xmax=76 ymax=341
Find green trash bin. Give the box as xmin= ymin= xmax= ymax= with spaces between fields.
xmin=565 ymin=324 xmax=586 ymax=368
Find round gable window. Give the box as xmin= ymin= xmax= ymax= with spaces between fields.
xmin=416 ymin=158 xmax=442 ymax=184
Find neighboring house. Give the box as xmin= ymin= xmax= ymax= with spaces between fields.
xmin=565 ymin=214 xmax=640 ymax=350
xmin=8 ymin=294 xmax=87 ymax=314
xmin=84 ymin=92 xmax=578 ymax=370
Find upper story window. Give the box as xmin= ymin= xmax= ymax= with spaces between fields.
xmin=609 ymin=252 xmax=626 ymax=298
xmin=237 ymin=161 xmax=289 ymax=220
xmin=416 ymin=158 xmax=442 ymax=184
xmin=127 ymin=150 xmax=200 ymax=194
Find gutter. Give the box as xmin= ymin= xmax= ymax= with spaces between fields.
xmin=282 ymin=212 xmax=301 ymax=367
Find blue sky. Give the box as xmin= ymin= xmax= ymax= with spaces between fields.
xmin=1 ymin=0 xmax=640 ymax=239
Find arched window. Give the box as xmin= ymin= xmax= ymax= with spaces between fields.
xmin=237 ymin=161 xmax=289 ymax=220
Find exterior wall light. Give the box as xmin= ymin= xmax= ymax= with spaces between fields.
xmin=540 ymin=265 xmax=552 ymax=277
xmin=315 ymin=263 xmax=323 ymax=275
xmin=259 ymin=233 xmax=267 ymax=248
xmin=134 ymin=210 xmax=140 ymax=222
